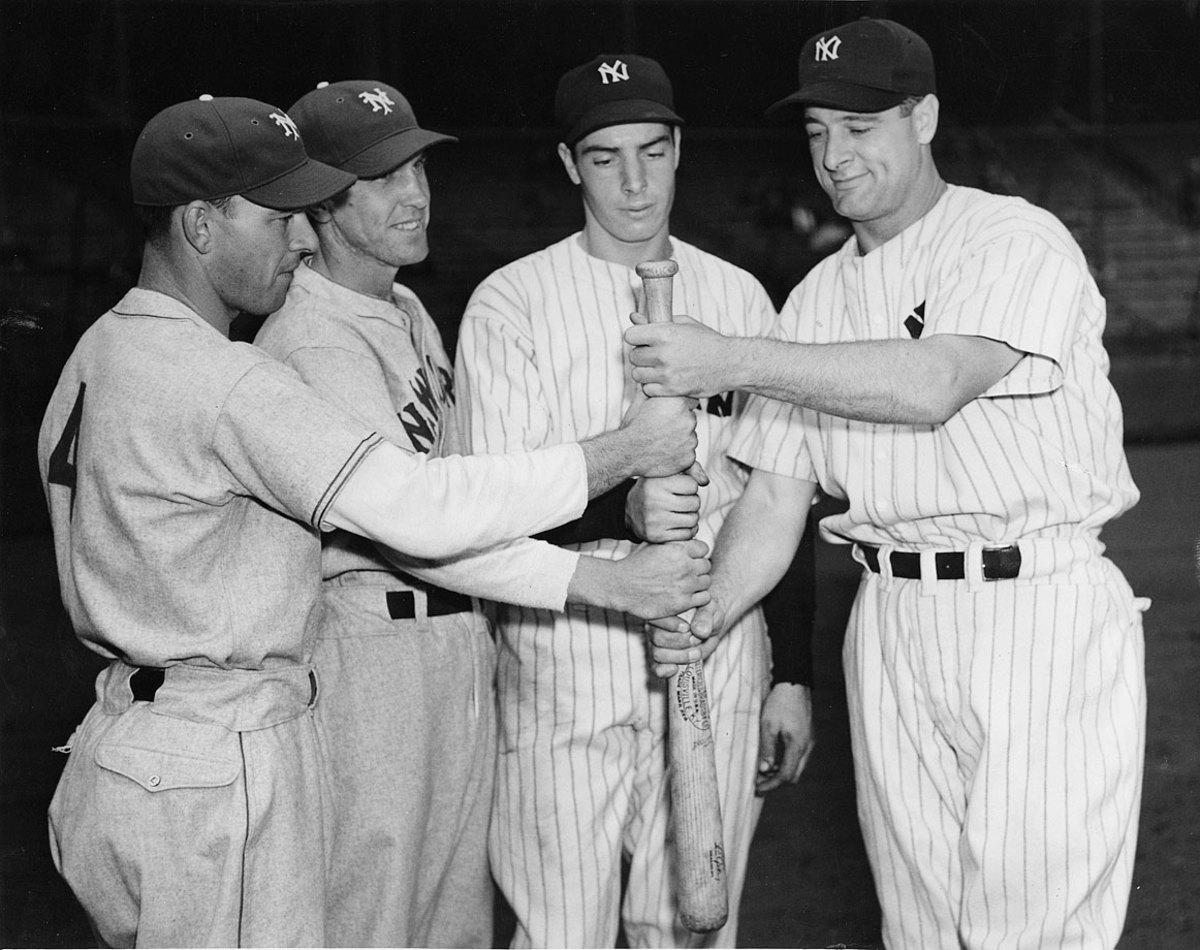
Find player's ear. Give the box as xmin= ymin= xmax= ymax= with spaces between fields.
xmin=307 ymin=200 xmax=335 ymax=225
xmin=557 ymin=142 xmax=582 ymax=186
xmin=180 ymin=200 xmax=215 ymax=254
xmin=913 ymin=94 xmax=939 ymax=146
xmin=671 ymin=126 xmax=682 ymax=170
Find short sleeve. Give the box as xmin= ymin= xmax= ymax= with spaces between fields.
xmin=728 ymin=392 xmax=818 ymax=483
xmin=927 ymin=231 xmax=1089 ymax=397
xmin=213 ymin=359 xmax=381 ymax=528
xmin=727 ymin=287 xmax=818 ymax=481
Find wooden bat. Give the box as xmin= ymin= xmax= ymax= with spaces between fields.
xmin=635 ymin=259 xmax=729 ymax=934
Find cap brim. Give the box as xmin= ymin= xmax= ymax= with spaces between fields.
xmin=766 ymin=83 xmax=907 ymax=118
xmin=241 ymin=158 xmax=356 ymax=211
xmin=564 ymin=100 xmax=683 ymax=146
xmin=341 ymin=128 xmax=458 ymax=178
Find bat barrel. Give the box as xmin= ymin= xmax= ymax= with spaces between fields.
xmin=669 ymin=660 xmax=729 ymax=932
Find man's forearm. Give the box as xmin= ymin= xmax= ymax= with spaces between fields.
xmin=726 ymin=334 xmax=1023 ymax=425
xmin=707 ymin=469 xmax=816 ymax=631
xmin=726 ymin=336 xmax=960 ymax=424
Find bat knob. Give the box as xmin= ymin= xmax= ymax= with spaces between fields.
xmin=636 ymin=259 xmax=678 ymax=281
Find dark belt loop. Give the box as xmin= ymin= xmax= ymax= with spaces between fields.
xmin=386 ymin=590 xmax=416 ymax=620
xmin=129 ymin=666 xmax=165 ymax=702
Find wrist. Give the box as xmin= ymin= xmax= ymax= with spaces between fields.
xmin=727 ymin=336 xmax=760 ymax=392
xmin=566 ymin=554 xmax=625 ymax=613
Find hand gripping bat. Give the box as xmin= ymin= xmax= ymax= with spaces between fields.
xmin=635 ymin=259 xmax=728 ymax=934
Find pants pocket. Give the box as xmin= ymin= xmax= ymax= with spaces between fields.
xmin=94 ymin=706 xmax=240 ymax=792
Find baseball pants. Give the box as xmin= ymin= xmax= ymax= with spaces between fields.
xmin=844 ymin=539 xmax=1147 ymax=950
xmin=49 ymin=661 xmax=328 ymax=948
xmin=314 ymin=577 xmax=497 ymax=948
xmin=490 ymin=604 xmax=770 ymax=949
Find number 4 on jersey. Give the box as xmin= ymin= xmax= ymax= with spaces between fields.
xmin=48 ymin=381 xmax=86 ymax=514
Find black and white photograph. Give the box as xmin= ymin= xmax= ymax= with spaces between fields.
xmin=2 ymin=1 xmax=1198 ymax=947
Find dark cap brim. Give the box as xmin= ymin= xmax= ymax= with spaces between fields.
xmin=340 ymin=128 xmax=458 ymax=178
xmin=766 ymin=82 xmax=909 ymax=118
xmin=241 ymin=157 xmax=356 ymax=211
xmin=564 ymin=100 xmax=683 ymax=147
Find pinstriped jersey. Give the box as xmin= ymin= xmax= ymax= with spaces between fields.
xmin=454 ymin=233 xmax=777 ymax=556
xmin=730 ymin=184 xmax=1139 ymax=549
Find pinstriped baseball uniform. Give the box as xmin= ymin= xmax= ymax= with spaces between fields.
xmin=731 ymin=184 xmax=1147 ymax=948
xmin=256 ymin=263 xmax=581 ymax=947
xmin=454 ymin=234 xmax=773 ymax=949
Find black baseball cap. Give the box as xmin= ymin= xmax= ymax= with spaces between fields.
xmin=131 ymin=96 xmax=355 ymax=210
xmin=768 ymin=18 xmax=936 ymax=116
xmin=555 ymin=54 xmax=683 ymax=147
xmin=288 ymin=81 xmax=457 ymax=178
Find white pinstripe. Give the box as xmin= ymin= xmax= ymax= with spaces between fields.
xmin=455 ymin=235 xmax=774 ymax=948
xmin=730 ymin=185 xmax=1147 ymax=948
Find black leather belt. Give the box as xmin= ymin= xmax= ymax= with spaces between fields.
xmin=858 ymin=543 xmax=1021 ymax=581
xmin=386 ymin=575 xmax=473 ymax=620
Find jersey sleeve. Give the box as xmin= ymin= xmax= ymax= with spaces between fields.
xmin=926 ymin=228 xmax=1089 ymax=398
xmin=726 ymin=292 xmax=820 ymax=483
xmin=453 ymin=274 xmax=556 ymax=454
xmin=212 ymin=358 xmax=383 ymax=529
xmin=325 ymin=439 xmax=587 ymax=561
xmin=760 ymin=514 xmax=816 ymax=687
xmin=283 ymin=344 xmax=417 ymax=448
xmin=377 ymin=536 xmax=579 ymax=611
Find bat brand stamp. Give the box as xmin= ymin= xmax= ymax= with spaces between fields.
xmin=676 ymin=667 xmax=712 ymax=730
xmin=707 ymin=844 xmax=726 ymax=879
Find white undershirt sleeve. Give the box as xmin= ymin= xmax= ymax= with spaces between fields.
xmin=324 ymin=439 xmax=587 ymax=561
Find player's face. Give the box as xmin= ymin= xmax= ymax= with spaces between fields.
xmin=560 ymin=123 xmax=678 ymax=261
xmin=331 ymin=153 xmax=432 ymax=269
xmin=207 ymin=197 xmax=317 ymax=315
xmin=804 ymin=98 xmax=938 ymax=245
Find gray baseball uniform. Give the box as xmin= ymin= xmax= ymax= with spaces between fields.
xmin=40 ymin=287 xmax=590 ymax=947
xmin=256 ymin=262 xmax=581 ymax=946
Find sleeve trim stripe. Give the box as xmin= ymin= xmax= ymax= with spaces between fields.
xmin=311 ymin=433 xmax=385 ymax=527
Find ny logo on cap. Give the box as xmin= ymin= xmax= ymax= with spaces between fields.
xmin=815 ymin=35 xmax=841 ymax=62
xmin=597 ymin=60 xmax=629 ymax=84
xmin=270 ymin=111 xmax=300 ymax=140
xmin=359 ymin=88 xmax=395 ymax=115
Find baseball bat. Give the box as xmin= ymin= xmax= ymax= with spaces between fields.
xmin=635 ymin=259 xmax=729 ymax=934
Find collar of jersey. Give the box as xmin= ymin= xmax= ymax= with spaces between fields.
xmin=568 ymin=230 xmax=679 ymax=279
xmin=294 ymin=260 xmax=412 ymax=325
xmin=111 ymin=287 xmax=226 ymax=333
xmin=843 ymin=183 xmax=956 ymax=267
